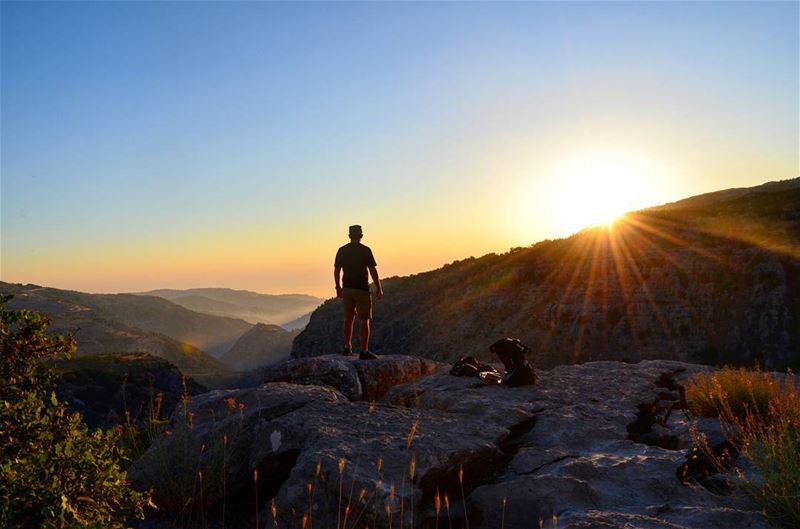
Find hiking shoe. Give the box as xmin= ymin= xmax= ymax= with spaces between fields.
xmin=342 ymin=346 xmax=353 ymax=356
xmin=359 ymin=350 xmax=378 ymax=360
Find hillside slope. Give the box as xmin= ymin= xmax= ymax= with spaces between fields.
xmin=140 ymin=287 xmax=323 ymax=328
xmin=55 ymin=353 xmax=207 ymax=429
xmin=85 ymin=293 xmax=253 ymax=356
xmin=1 ymin=283 xmax=228 ymax=376
xmin=220 ymin=323 xmax=298 ymax=371
xmin=281 ymin=311 xmax=314 ymax=331
xmin=1 ymin=284 xmax=252 ymax=357
xmin=294 ymin=178 xmax=800 ymax=369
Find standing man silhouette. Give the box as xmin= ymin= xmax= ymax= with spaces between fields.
xmin=335 ymin=225 xmax=383 ymax=360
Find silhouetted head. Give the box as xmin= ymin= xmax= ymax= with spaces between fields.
xmin=349 ymin=225 xmax=363 ymax=241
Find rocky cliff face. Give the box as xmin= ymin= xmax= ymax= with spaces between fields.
xmin=293 ymin=180 xmax=800 ymax=369
xmin=220 ymin=323 xmax=298 ymax=371
xmin=129 ymin=355 xmax=782 ymax=529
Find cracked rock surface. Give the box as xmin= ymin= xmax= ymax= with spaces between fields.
xmin=387 ymin=360 xmax=769 ymax=529
xmin=131 ymin=357 xmax=772 ymax=529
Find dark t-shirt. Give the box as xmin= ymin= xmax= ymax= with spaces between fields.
xmin=335 ymin=242 xmax=377 ymax=291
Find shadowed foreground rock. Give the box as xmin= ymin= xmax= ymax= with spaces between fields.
xmin=130 ymin=356 xmax=774 ymax=529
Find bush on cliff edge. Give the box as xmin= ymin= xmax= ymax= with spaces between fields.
xmin=0 ymin=295 xmax=150 ymax=529
xmin=687 ymin=367 xmax=800 ymax=528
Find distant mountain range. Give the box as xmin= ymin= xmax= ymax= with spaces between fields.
xmin=294 ymin=177 xmax=800 ymax=369
xmin=138 ymin=288 xmax=323 ymax=329
xmin=1 ymin=283 xmax=230 ymax=377
xmin=0 ymin=283 xmax=310 ymax=376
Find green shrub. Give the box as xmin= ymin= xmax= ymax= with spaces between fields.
xmin=686 ymin=367 xmax=800 ymax=528
xmin=0 ymin=294 xmax=151 ymax=529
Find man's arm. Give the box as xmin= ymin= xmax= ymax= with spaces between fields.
xmin=334 ymin=266 xmax=343 ymax=298
xmin=368 ymin=266 xmax=383 ymax=299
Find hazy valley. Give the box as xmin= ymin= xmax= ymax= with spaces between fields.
xmin=140 ymin=287 xmax=323 ymax=329
xmin=0 ymin=284 xmax=311 ymax=380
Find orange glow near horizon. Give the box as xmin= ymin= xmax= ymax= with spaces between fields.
xmin=2 ymin=2 xmax=797 ymax=302
xmin=3 ymin=169 xmax=797 ymax=299
xmin=529 ymin=151 xmax=672 ymax=237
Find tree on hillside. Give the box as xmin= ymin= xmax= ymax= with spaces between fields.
xmin=0 ymin=294 xmax=150 ymax=529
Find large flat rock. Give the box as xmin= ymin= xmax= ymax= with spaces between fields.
xmin=130 ymin=359 xmax=771 ymax=529
xmin=385 ymin=360 xmax=767 ymax=529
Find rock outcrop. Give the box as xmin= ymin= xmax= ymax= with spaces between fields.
xmin=129 ymin=355 xmax=777 ymax=529
xmin=293 ymin=179 xmax=800 ymax=369
xmin=262 ymin=354 xmax=443 ymax=401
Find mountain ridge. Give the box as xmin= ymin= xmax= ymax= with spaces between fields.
xmin=0 ymin=282 xmax=230 ymax=376
xmin=138 ymin=287 xmax=323 ymax=328
xmin=219 ymin=322 xmax=298 ymax=371
xmin=293 ymin=177 xmax=800 ymax=369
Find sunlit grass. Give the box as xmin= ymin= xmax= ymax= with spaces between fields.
xmin=686 ymin=367 xmax=781 ymax=420
xmin=686 ymin=367 xmax=800 ymax=528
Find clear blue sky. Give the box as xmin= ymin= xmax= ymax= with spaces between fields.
xmin=2 ymin=1 xmax=798 ymax=295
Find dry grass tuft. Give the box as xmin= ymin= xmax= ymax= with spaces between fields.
xmin=686 ymin=367 xmax=784 ymax=419
xmin=686 ymin=367 xmax=800 ymax=528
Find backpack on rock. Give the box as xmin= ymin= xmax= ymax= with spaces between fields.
xmin=490 ymin=337 xmax=537 ymax=387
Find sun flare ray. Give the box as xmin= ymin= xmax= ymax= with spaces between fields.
xmin=610 ymin=224 xmax=680 ymax=359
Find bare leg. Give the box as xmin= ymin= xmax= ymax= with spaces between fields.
xmin=344 ymin=310 xmax=356 ymax=349
xmin=360 ymin=319 xmax=371 ymax=352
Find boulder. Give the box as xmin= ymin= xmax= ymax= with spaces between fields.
xmin=262 ymin=354 xmax=444 ymax=401
xmin=129 ymin=381 xmax=517 ymax=529
xmin=263 ymin=355 xmax=362 ymax=399
xmin=127 ymin=383 xmax=345 ymax=513
xmin=354 ymin=354 xmax=443 ymax=401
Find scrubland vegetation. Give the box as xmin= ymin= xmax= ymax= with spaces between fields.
xmin=0 ymin=295 xmax=150 ymax=528
xmin=686 ymin=367 xmax=800 ymax=528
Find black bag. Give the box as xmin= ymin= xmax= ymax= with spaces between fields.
xmin=490 ymin=338 xmax=536 ymax=387
xmin=450 ymin=356 xmax=502 ymax=384
xmin=450 ymin=356 xmax=481 ymax=377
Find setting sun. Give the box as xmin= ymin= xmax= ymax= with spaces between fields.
xmin=542 ymin=151 xmax=670 ymax=236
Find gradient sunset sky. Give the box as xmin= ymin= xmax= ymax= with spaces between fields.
xmin=1 ymin=1 xmax=798 ymax=298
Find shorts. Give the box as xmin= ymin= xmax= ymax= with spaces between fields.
xmin=342 ymin=287 xmax=372 ymax=319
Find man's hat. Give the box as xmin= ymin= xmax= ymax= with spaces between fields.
xmin=349 ymin=225 xmax=363 ymax=237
